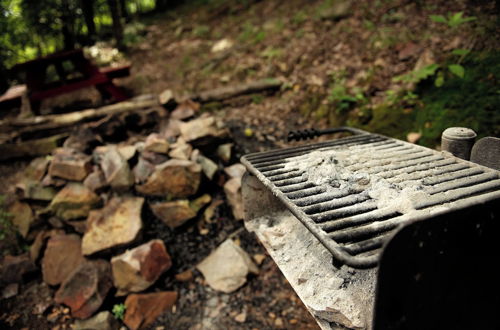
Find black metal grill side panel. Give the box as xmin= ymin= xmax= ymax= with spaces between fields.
xmin=241 ymin=132 xmax=500 ymax=268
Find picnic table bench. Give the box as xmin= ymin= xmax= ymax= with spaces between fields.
xmin=1 ymin=49 xmax=130 ymax=114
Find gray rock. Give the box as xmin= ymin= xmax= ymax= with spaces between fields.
xmin=197 ymin=239 xmax=258 ymax=293
xmin=101 ymin=147 xmax=135 ymax=190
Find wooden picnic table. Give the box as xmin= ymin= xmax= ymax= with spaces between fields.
xmin=6 ymin=49 xmax=130 ymax=114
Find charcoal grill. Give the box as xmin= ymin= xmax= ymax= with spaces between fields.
xmin=241 ymin=127 xmax=500 ymax=329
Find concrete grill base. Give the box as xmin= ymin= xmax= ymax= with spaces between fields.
xmin=243 ymin=173 xmax=376 ymax=330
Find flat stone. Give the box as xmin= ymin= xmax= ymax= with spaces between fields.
xmin=160 ymin=119 xmax=182 ymax=139
xmin=83 ymin=166 xmax=107 ymax=192
xmin=224 ymin=164 xmax=246 ymax=179
xmin=82 ymin=197 xmax=144 ymax=255
xmin=55 ymin=260 xmax=113 ymax=319
xmin=111 ymin=239 xmax=172 ymax=295
xmin=16 ymin=181 xmax=57 ymax=201
xmin=0 ymin=253 xmax=36 ymax=285
xmin=132 ymin=157 xmax=155 ymax=184
xmin=170 ymin=100 xmax=199 ymax=120
xmin=197 ymin=239 xmax=258 ymax=293
xmin=224 ymin=177 xmax=244 ymax=220
xmin=150 ymin=200 xmax=196 ymax=228
xmin=151 ymin=194 xmax=211 ymax=228
xmin=216 ymin=143 xmax=232 ymax=163
xmin=41 ymin=174 xmax=67 ymax=187
xmin=49 ymin=183 xmax=100 ymax=221
xmin=144 ymin=133 xmax=169 ymax=154
xmin=30 ymin=229 xmax=65 ymax=263
xmin=73 ymin=311 xmax=119 ymax=330
xmin=136 ymin=159 xmax=201 ymax=198
xmin=196 ymin=154 xmax=218 ymax=180
xmin=141 ymin=150 xmax=169 ymax=165
xmin=179 ymin=116 xmax=220 ymax=142
xmin=48 ymin=148 xmax=92 ymax=181
xmin=124 ymin=291 xmax=178 ymax=330
xmin=8 ymin=201 xmax=34 ymax=237
xmin=42 ymin=233 xmax=86 ymax=286
xmin=168 ymin=138 xmax=192 ymax=160
xmin=117 ymin=145 xmax=137 ymax=160
xmin=63 ymin=128 xmax=99 ymax=153
xmin=158 ymin=89 xmax=176 ymax=108
xmin=101 ymin=147 xmax=135 ymax=190
xmin=196 ymin=239 xmax=259 ymax=293
xmin=24 ymin=157 xmax=50 ymax=181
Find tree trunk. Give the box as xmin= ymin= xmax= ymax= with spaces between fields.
xmin=61 ymin=0 xmax=76 ymax=50
xmin=107 ymin=0 xmax=124 ymax=49
xmin=119 ymin=0 xmax=129 ymax=21
xmin=80 ymin=0 xmax=97 ymax=44
xmin=155 ymin=0 xmax=169 ymax=11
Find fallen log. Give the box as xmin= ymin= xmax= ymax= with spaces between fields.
xmin=189 ymin=78 xmax=283 ymax=103
xmin=0 ymin=133 xmax=68 ymax=161
xmin=0 ymin=96 xmax=159 ymax=133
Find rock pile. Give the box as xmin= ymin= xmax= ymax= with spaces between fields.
xmin=0 ymin=100 xmax=254 ymax=329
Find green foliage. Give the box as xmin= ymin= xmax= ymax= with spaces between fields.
xmin=448 ymin=64 xmax=465 ymax=78
xmin=0 ymin=195 xmax=13 ymax=241
xmin=452 ymin=49 xmax=470 ymax=56
xmin=292 ymin=11 xmax=307 ymax=25
xmin=192 ymin=25 xmax=210 ymax=38
xmin=0 ymin=195 xmax=18 ymax=257
xmin=430 ymin=12 xmax=476 ymax=28
xmin=328 ymin=74 xmax=367 ymax=115
xmin=112 ymin=303 xmax=126 ymax=320
xmin=251 ymin=94 xmax=264 ymax=104
xmin=238 ymin=22 xmax=265 ymax=44
xmin=414 ymin=52 xmax=500 ymax=146
xmin=358 ymin=52 xmax=500 ymax=147
xmin=260 ymin=47 xmax=282 ymax=59
xmin=393 ymin=64 xmax=440 ymax=84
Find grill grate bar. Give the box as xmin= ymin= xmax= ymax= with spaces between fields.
xmin=384 ymin=161 xmax=467 ymax=182
xmin=280 ymin=182 xmax=316 ymax=193
xmin=416 ymin=179 xmax=500 ymax=209
xmin=310 ymin=200 xmax=378 ymax=223
xmin=426 ymin=172 xmax=497 ymax=195
xmin=319 ymin=208 xmax=400 ymax=232
xmin=286 ymin=186 xmax=326 ymax=200
xmin=342 ymin=233 xmax=392 ymax=255
xmin=245 ymin=134 xmax=384 ymax=163
xmin=302 ymin=193 xmax=370 ymax=215
xmin=420 ymin=167 xmax=484 ymax=185
xmin=367 ymin=155 xmax=445 ymax=175
xmin=273 ymin=176 xmax=308 ymax=187
xmin=267 ymin=170 xmax=303 ymax=181
xmin=293 ymin=188 xmax=363 ymax=207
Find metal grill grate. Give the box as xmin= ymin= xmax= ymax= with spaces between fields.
xmin=241 ymin=131 xmax=500 ymax=268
